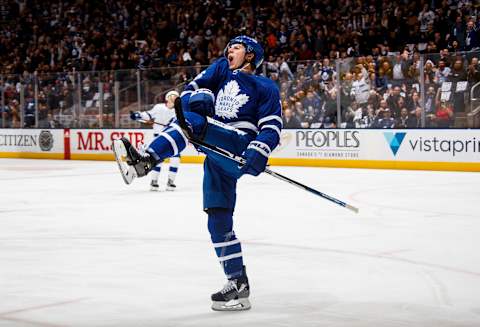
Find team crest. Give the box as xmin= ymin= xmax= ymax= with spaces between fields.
xmin=215 ymin=80 xmax=249 ymax=119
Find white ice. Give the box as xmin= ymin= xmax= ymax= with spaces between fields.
xmin=1 ymin=158 xmax=480 ymax=327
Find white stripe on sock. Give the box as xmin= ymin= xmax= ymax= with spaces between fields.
xmin=160 ymin=132 xmax=178 ymax=155
xmin=213 ymin=239 xmax=240 ymax=248
xmin=218 ymin=252 xmax=243 ymax=262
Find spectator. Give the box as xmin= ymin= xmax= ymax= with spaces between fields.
xmin=386 ymin=85 xmax=403 ymax=118
xmin=449 ymin=59 xmax=468 ymax=82
xmin=322 ymin=89 xmax=338 ymax=128
xmin=302 ymin=90 xmax=322 ymax=121
xmin=418 ymin=4 xmax=435 ymax=34
xmin=24 ymin=97 xmax=36 ymax=128
xmin=392 ymin=52 xmax=409 ymax=84
xmin=424 ymin=60 xmax=436 ymax=85
xmin=408 ymin=107 xmax=424 ymax=128
xmin=467 ymin=57 xmax=480 ymax=84
xmin=341 ymin=108 xmax=356 ymax=128
xmin=449 ymin=16 xmax=466 ymax=50
xmin=374 ymin=108 xmax=396 ymax=128
xmin=282 ymin=108 xmax=302 ymax=129
xmin=293 ymin=101 xmax=306 ymax=126
xmin=424 ymin=86 xmax=437 ymax=116
xmin=434 ymin=60 xmax=451 ymax=84
xmin=465 ymin=20 xmax=480 ymax=51
xmin=395 ymin=107 xmax=412 ymax=128
xmin=449 ymin=58 xmax=468 ymax=112
xmin=351 ymin=72 xmax=370 ymax=106
xmin=354 ymin=103 xmax=375 ymax=128
xmin=434 ymin=101 xmax=454 ymax=127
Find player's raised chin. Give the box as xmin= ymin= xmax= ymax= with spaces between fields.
xmin=227 ymin=44 xmax=254 ymax=72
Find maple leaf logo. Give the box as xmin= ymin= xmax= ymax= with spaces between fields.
xmin=215 ymin=80 xmax=249 ymax=119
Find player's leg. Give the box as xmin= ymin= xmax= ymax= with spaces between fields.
xmin=207 ymin=206 xmax=250 ymax=311
xmin=113 ymin=137 xmax=157 ymax=181
xmin=203 ymin=157 xmax=251 ymax=311
xmin=150 ymin=164 xmax=161 ymax=191
xmin=149 ymin=133 xmax=162 ymax=191
xmin=114 ymin=113 xmax=205 ymax=180
xmin=166 ymin=154 xmax=180 ymax=191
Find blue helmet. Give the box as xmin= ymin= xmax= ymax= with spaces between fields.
xmin=224 ymin=35 xmax=264 ymax=69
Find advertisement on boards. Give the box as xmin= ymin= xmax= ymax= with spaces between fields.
xmin=273 ymin=129 xmax=480 ymax=164
xmin=0 ymin=129 xmax=64 ymax=158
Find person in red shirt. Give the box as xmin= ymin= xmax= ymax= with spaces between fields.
xmin=434 ymin=101 xmax=454 ymax=127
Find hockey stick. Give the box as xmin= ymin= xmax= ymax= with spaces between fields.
xmin=137 ymin=119 xmax=167 ymax=127
xmin=172 ymin=98 xmax=359 ymax=214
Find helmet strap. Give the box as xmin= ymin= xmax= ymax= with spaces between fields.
xmin=240 ymin=53 xmax=255 ymax=73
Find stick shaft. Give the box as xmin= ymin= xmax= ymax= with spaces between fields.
xmin=187 ymin=136 xmax=359 ymax=213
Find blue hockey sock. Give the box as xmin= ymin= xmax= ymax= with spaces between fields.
xmin=207 ymin=208 xmax=244 ymax=279
xmin=147 ymin=113 xmax=206 ymax=161
xmin=147 ymin=123 xmax=188 ymax=161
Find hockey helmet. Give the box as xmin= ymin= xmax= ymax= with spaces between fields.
xmin=224 ymin=35 xmax=264 ymax=69
xmin=165 ymin=90 xmax=179 ymax=101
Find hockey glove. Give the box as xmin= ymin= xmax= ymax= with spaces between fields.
xmin=130 ymin=111 xmax=142 ymax=121
xmin=240 ymin=141 xmax=271 ymax=176
xmin=188 ymin=88 xmax=215 ymax=117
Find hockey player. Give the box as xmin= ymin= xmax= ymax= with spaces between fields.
xmin=114 ymin=36 xmax=282 ymax=311
xmin=129 ymin=90 xmax=180 ymax=191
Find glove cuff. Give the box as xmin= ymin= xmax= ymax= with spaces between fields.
xmin=191 ymin=88 xmax=215 ymax=103
xmin=247 ymin=141 xmax=271 ymax=157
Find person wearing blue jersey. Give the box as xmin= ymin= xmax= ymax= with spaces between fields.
xmin=114 ymin=36 xmax=282 ymax=311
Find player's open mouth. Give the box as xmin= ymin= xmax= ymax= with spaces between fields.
xmin=228 ymin=55 xmax=234 ymax=63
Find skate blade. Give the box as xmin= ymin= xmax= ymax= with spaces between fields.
xmin=211 ymin=298 xmax=251 ymax=311
xmin=112 ymin=139 xmax=137 ymax=185
xmin=150 ymin=186 xmax=160 ymax=192
xmin=166 ymin=186 xmax=176 ymax=192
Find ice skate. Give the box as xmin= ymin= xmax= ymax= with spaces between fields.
xmin=166 ymin=179 xmax=176 ymax=191
xmin=211 ymin=267 xmax=251 ymax=311
xmin=150 ymin=180 xmax=159 ymax=191
xmin=112 ymin=137 xmax=156 ymax=185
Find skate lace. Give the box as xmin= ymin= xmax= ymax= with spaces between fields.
xmin=221 ymin=280 xmax=237 ymax=294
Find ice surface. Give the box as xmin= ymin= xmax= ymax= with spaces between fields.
xmin=1 ymin=158 xmax=480 ymax=326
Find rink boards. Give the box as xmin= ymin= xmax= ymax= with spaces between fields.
xmin=0 ymin=128 xmax=479 ymax=172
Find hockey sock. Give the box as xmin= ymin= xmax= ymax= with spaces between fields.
xmin=207 ymin=208 xmax=244 ymax=279
xmin=168 ymin=156 xmax=180 ymax=182
xmin=150 ymin=167 xmax=160 ymax=181
xmin=147 ymin=123 xmax=188 ymax=162
xmin=148 ymin=112 xmax=207 ymax=162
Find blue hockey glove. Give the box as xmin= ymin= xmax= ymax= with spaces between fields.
xmin=130 ymin=111 xmax=142 ymax=121
xmin=240 ymin=141 xmax=271 ymax=176
xmin=188 ymin=88 xmax=215 ymax=117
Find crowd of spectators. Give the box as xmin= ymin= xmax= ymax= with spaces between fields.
xmin=275 ymin=50 xmax=480 ymax=129
xmin=1 ymin=0 xmax=480 ymax=128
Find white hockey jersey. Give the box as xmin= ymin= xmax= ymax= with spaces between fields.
xmin=138 ymin=103 xmax=176 ymax=135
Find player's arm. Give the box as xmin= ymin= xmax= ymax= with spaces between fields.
xmin=130 ymin=105 xmax=165 ymax=125
xmin=241 ymin=82 xmax=282 ymax=176
xmin=130 ymin=105 xmax=158 ymax=123
xmin=180 ymin=58 xmax=228 ymax=116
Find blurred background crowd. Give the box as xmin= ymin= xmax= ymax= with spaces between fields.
xmin=1 ymin=0 xmax=480 ymax=128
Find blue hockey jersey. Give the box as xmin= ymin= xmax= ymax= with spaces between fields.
xmin=181 ymin=57 xmax=282 ymax=154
